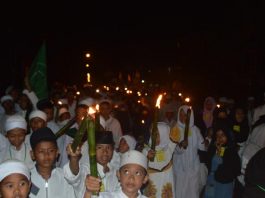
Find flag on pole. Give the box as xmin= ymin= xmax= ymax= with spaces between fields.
xmin=29 ymin=42 xmax=48 ymax=100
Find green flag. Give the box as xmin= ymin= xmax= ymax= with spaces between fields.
xmin=29 ymin=42 xmax=48 ymax=100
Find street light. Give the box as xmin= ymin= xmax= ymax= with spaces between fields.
xmin=85 ymin=53 xmax=91 ymax=58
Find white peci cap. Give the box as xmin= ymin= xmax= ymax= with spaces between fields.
xmin=5 ymin=115 xmax=27 ymax=132
xmin=29 ymin=110 xmax=47 ymax=122
xmin=120 ymin=150 xmax=148 ymax=170
xmin=0 ymin=160 xmax=30 ymax=182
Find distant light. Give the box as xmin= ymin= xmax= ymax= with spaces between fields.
xmin=85 ymin=64 xmax=89 ymax=67
xmin=126 ymin=90 xmax=130 ymax=94
xmin=137 ymin=100 xmax=141 ymax=103
xmin=87 ymin=73 xmax=91 ymax=83
xmin=76 ymin=91 xmax=80 ymax=95
xmin=163 ymin=92 xmax=167 ymax=95
xmin=85 ymin=53 xmax=91 ymax=58
xmin=141 ymin=80 xmax=145 ymax=83
xmin=145 ymin=93 xmax=148 ymax=96
xmin=217 ymin=104 xmax=221 ymax=108
xmin=116 ymin=87 xmax=120 ymax=91
xmin=124 ymin=87 xmax=128 ymax=91
xmin=178 ymin=93 xmax=182 ymax=97
xmin=141 ymin=120 xmax=145 ymax=124
xmin=58 ymin=101 xmax=62 ymax=105
xmin=185 ymin=97 xmax=190 ymax=103
xmin=96 ymin=89 xmax=100 ymax=93
xmin=137 ymin=92 xmax=141 ymax=96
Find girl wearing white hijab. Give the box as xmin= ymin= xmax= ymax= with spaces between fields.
xmin=172 ymin=105 xmax=206 ymax=198
xmin=143 ymin=122 xmax=177 ymax=198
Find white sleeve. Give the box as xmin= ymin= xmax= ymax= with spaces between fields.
xmin=63 ymin=162 xmax=88 ymax=198
xmin=148 ymin=141 xmax=176 ymax=171
xmin=22 ymin=89 xmax=39 ymax=110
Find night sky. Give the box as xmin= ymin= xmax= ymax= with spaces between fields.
xmin=1 ymin=2 xmax=264 ymax=101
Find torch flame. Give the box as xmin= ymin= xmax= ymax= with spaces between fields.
xmin=88 ymin=107 xmax=96 ymax=115
xmin=155 ymin=94 xmax=163 ymax=109
xmin=58 ymin=101 xmax=62 ymax=105
xmin=96 ymin=104 xmax=99 ymax=111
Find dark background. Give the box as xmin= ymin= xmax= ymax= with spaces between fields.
xmin=1 ymin=2 xmax=265 ymax=102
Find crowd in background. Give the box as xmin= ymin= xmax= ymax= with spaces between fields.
xmin=1 ymin=80 xmax=265 ymax=198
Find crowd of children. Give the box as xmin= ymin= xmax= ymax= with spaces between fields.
xmin=1 ymin=84 xmax=265 ymax=198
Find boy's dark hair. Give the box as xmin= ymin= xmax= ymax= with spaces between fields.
xmin=37 ymin=98 xmax=54 ymax=111
xmin=30 ymin=127 xmax=57 ymax=149
xmin=96 ymin=130 xmax=114 ymax=145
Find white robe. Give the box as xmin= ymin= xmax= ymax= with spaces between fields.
xmin=238 ymin=123 xmax=265 ymax=186
xmin=98 ymin=190 xmax=147 ymax=198
xmin=64 ymin=162 xmax=120 ymax=198
xmin=0 ymin=142 xmax=34 ymax=169
xmin=30 ymin=166 xmax=76 ymax=198
xmin=0 ymin=133 xmax=9 ymax=162
xmin=172 ymin=105 xmax=206 ymax=198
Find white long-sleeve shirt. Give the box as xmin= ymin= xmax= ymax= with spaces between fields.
xmin=64 ymin=162 xmax=120 ymax=198
xmin=98 ymin=190 xmax=147 ymax=198
xmin=30 ymin=166 xmax=76 ymax=198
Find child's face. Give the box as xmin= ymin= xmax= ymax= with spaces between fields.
xmin=179 ymin=109 xmax=187 ymax=124
xmin=30 ymin=118 xmax=46 ymax=132
xmin=99 ymin=103 xmax=112 ymax=118
xmin=75 ymin=107 xmax=88 ymax=125
xmin=43 ymin=108 xmax=54 ymax=122
xmin=96 ymin=144 xmax=113 ymax=166
xmin=0 ymin=173 xmax=31 ymax=198
xmin=215 ymin=130 xmax=228 ymax=146
xmin=31 ymin=141 xmax=58 ymax=169
xmin=118 ymin=138 xmax=129 ymax=153
xmin=6 ymin=129 xmax=26 ymax=149
xmin=235 ymin=108 xmax=245 ymax=123
xmin=118 ymin=164 xmax=148 ymax=196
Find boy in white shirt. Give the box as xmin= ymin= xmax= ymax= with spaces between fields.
xmin=85 ymin=150 xmax=149 ymax=198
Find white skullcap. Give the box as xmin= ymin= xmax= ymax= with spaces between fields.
xmin=1 ymin=95 xmax=13 ymax=104
xmin=29 ymin=110 xmax=47 ymax=121
xmin=5 ymin=115 xmax=27 ymax=132
xmin=78 ymin=97 xmax=95 ymax=107
xmin=0 ymin=160 xmax=30 ymax=182
xmin=58 ymin=107 xmax=69 ymax=117
xmin=119 ymin=135 xmax=136 ymax=150
xmin=120 ymin=150 xmax=148 ymax=170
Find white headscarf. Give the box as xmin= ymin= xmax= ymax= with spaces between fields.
xmin=119 ymin=135 xmax=136 ymax=150
xmin=149 ymin=122 xmax=170 ymax=149
xmin=177 ymin=105 xmax=194 ymax=129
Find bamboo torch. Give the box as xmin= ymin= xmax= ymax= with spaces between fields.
xmin=183 ymin=108 xmax=191 ymax=149
xmin=55 ymin=117 xmax=76 ymax=139
xmin=71 ymin=117 xmax=87 ymax=153
xmin=150 ymin=94 xmax=163 ymax=162
xmin=87 ymin=107 xmax=98 ymax=195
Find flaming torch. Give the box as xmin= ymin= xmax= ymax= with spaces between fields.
xmin=150 ymin=94 xmax=163 ymax=162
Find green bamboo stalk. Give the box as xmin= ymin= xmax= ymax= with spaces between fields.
xmin=55 ymin=117 xmax=76 ymax=139
xmin=87 ymin=119 xmax=98 ymax=195
xmin=150 ymin=107 xmax=159 ymax=162
xmin=71 ymin=117 xmax=87 ymax=152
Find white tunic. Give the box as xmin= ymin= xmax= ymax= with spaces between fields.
xmin=0 ymin=133 xmax=9 ymax=162
xmin=0 ymin=142 xmax=34 ymax=169
xmin=30 ymin=166 xmax=76 ymax=198
xmin=238 ymin=123 xmax=265 ymax=185
xmin=172 ymin=105 xmax=206 ymax=198
xmin=64 ymin=162 xmax=120 ymax=198
xmin=98 ymin=190 xmax=147 ymax=198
